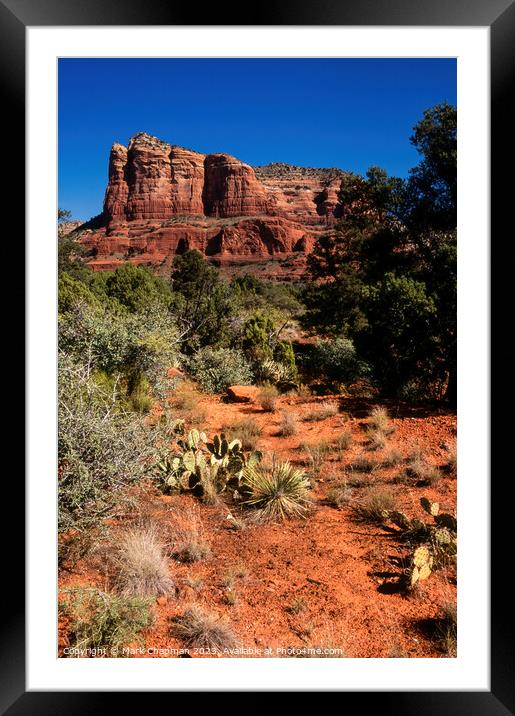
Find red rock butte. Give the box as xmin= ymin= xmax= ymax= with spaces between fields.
xmin=78 ymin=132 xmax=348 ymax=279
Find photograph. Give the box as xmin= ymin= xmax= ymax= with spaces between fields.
xmin=57 ymin=56 xmax=458 ymax=660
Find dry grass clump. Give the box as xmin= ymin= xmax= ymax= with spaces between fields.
xmin=170 ymin=381 xmax=206 ymax=424
xmin=442 ymin=441 xmax=457 ymax=478
xmin=335 ymin=429 xmax=353 ymax=452
xmin=222 ymin=418 xmax=262 ymax=451
xmin=366 ymin=427 xmax=387 ymax=451
xmin=406 ymin=450 xmax=443 ymax=486
xmin=170 ymin=606 xmax=239 ymax=652
xmin=352 ymin=487 xmax=396 ymax=524
xmin=368 ymin=406 xmax=395 ymax=435
xmin=304 ymin=400 xmax=339 ymax=422
xmin=113 ymin=526 xmax=174 ymax=597
xmin=167 ymin=506 xmax=211 ymax=563
xmin=242 ymin=460 xmax=312 ymax=521
xmin=382 ymin=448 xmax=404 ymax=467
xmin=222 ymin=564 xmax=249 ymax=589
xmin=350 ymin=454 xmax=376 ymax=473
xmin=302 ymin=440 xmax=331 ymax=477
xmin=259 ymin=384 xmax=279 ymax=412
xmin=327 ymin=478 xmax=354 ymax=508
xmin=278 ymin=410 xmax=299 ymax=437
xmin=435 ymin=602 xmax=457 ymax=656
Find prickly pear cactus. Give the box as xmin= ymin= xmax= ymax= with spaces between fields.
xmin=405 ymin=545 xmax=433 ymax=591
xmin=420 ymin=497 xmax=440 ymax=516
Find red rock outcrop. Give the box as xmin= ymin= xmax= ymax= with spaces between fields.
xmin=170 ymin=146 xmax=205 ymax=215
xmin=78 ymin=133 xmax=348 ymax=278
xmin=202 ymin=154 xmax=268 ymax=218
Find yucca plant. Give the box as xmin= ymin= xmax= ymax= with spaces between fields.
xmin=242 ymin=460 xmax=311 ymax=521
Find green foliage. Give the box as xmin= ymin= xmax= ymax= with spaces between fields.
xmin=303 ymin=103 xmax=456 ymax=402
xmin=187 ymin=346 xmax=253 ymax=393
xmin=58 ymin=302 xmax=180 ymax=392
xmin=58 ymin=272 xmax=100 ymax=313
xmin=307 ymin=337 xmax=370 ymax=386
xmin=60 ymin=588 xmax=153 ymax=655
xmin=170 ymin=250 xmax=236 ymax=350
xmin=102 ymin=264 xmax=171 ymax=313
xmin=58 ymin=353 xmax=169 ymax=532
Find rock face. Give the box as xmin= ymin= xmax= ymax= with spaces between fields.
xmin=78 ymin=133 xmax=348 ymax=278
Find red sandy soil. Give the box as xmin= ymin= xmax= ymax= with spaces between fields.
xmin=58 ymin=392 xmax=457 ymax=659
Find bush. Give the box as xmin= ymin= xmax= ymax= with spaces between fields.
xmin=242 ymin=460 xmax=311 ymax=521
xmin=58 ymin=354 xmax=166 ymax=532
xmin=114 ymin=527 xmax=174 ymax=597
xmin=170 ymin=606 xmax=239 ymax=652
xmin=302 ymin=441 xmax=331 ymax=476
xmin=59 ymin=302 xmax=180 ymax=393
xmin=187 ymin=347 xmax=253 ymax=393
xmin=60 ymin=588 xmax=154 ymax=655
xmin=308 ymin=338 xmax=370 ymax=385
xmin=58 ymin=273 xmax=100 ymax=314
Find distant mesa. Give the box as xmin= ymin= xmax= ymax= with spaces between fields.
xmin=75 ymin=132 xmax=348 ymax=278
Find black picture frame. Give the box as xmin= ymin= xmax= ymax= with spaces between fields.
xmin=7 ymin=0 xmax=511 ymax=711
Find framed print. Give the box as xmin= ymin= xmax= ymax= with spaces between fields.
xmin=5 ymin=0 xmax=512 ymax=710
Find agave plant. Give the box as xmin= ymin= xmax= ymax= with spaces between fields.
xmin=242 ymin=460 xmax=311 ymax=521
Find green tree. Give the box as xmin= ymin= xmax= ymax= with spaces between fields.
xmin=170 ymin=250 xmax=235 ymax=350
xmin=303 ymin=103 xmax=457 ymax=402
xmin=103 ymin=264 xmax=171 ymax=313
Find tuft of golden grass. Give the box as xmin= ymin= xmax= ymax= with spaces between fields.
xmin=258 ymin=384 xmax=279 ymax=412
xmin=352 ymin=487 xmax=396 ymax=524
xmin=170 ymin=606 xmax=239 ymax=652
xmin=167 ymin=506 xmax=211 ymax=563
xmin=278 ymin=410 xmax=299 ymax=437
xmin=304 ymin=400 xmax=339 ymax=422
xmin=113 ymin=526 xmax=174 ymax=597
xmin=222 ymin=418 xmax=262 ymax=451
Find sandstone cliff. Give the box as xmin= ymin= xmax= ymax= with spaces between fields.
xmin=78 ymin=133 xmax=347 ymax=278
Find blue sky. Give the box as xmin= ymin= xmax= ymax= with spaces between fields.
xmin=58 ymin=58 xmax=456 ymax=221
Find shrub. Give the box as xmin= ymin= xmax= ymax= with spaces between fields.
xmin=58 ymin=274 xmax=100 ymax=314
xmin=279 ymin=410 xmax=299 ymax=437
xmin=304 ymin=401 xmax=339 ymax=422
xmin=259 ymin=384 xmax=279 ymax=412
xmin=60 ymin=588 xmax=154 ymax=655
xmin=170 ymin=606 xmax=239 ymax=652
xmin=242 ymin=460 xmax=311 ymax=521
xmin=222 ymin=418 xmax=262 ymax=451
xmin=58 ymin=354 xmax=166 ymax=532
xmin=382 ymin=448 xmax=403 ymax=467
xmin=114 ymin=526 xmax=174 ymax=597
xmin=187 ymin=347 xmax=253 ymax=393
xmin=352 ymin=488 xmax=396 ymax=523
xmin=308 ymin=337 xmax=370 ymax=385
